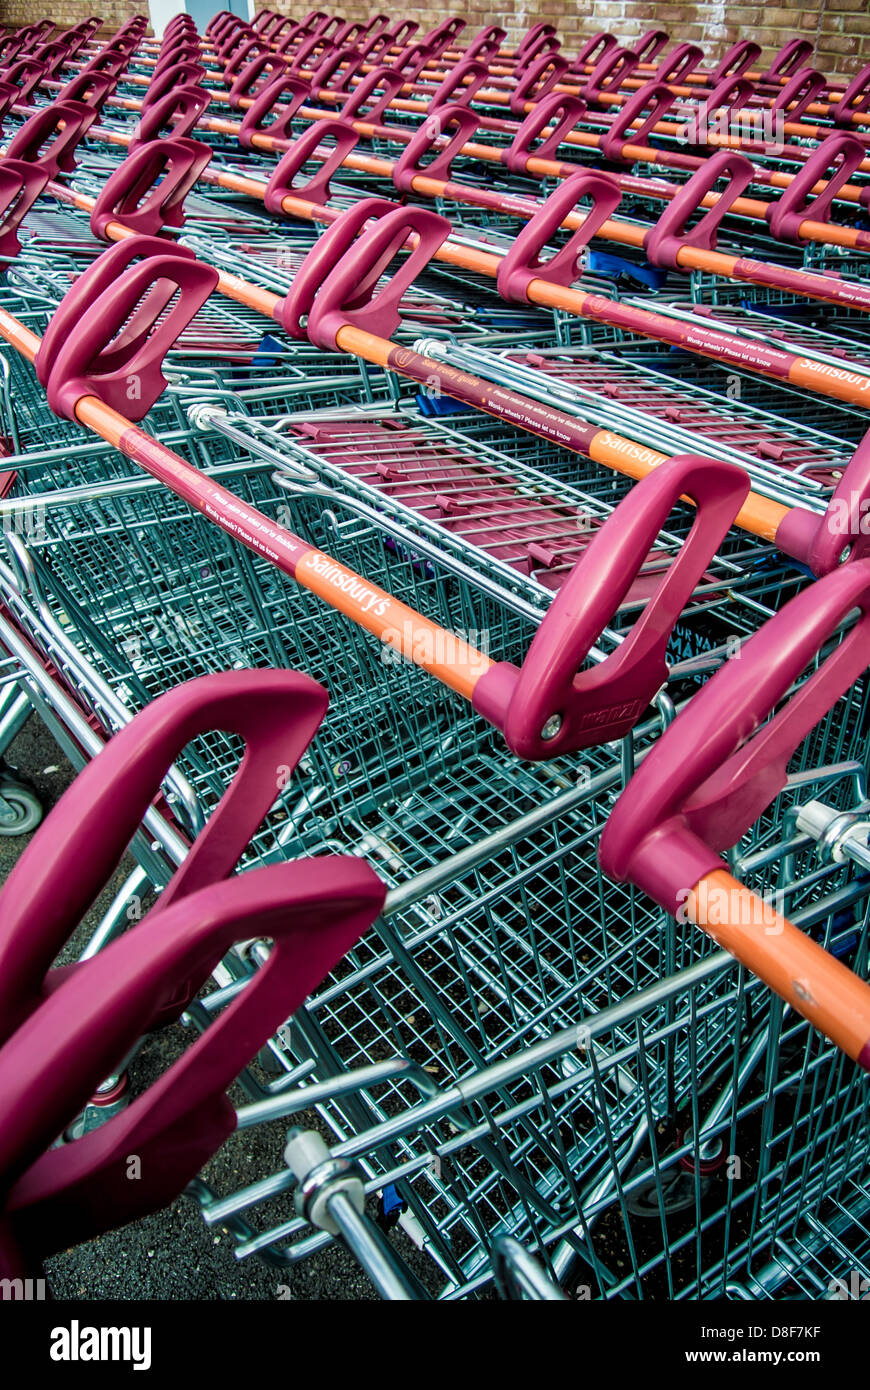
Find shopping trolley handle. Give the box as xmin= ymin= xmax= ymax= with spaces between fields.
xmin=392 ymin=105 xmax=481 ymax=193
xmin=264 ymin=119 xmax=359 ymax=212
xmin=2 ymin=58 xmax=49 ymax=104
xmin=503 ymin=93 xmax=588 ymax=174
xmin=497 ymin=170 xmax=623 ymax=303
xmin=153 ymin=39 xmax=203 ymax=75
xmin=779 ymin=428 xmax=870 ymax=574
xmin=227 ymin=51 xmax=288 ymax=109
xmin=79 ymin=47 xmax=134 ymax=81
xmin=142 ymin=61 xmax=207 ymax=111
xmin=463 ymin=26 xmax=506 ymax=64
xmin=654 ymin=42 xmax=704 ymax=85
xmin=0 ymin=669 xmax=336 ymax=1045
xmin=279 ymin=198 xmax=451 ymax=347
xmin=516 ymin=22 xmax=556 ymax=62
xmin=710 ymin=39 xmax=761 ymax=83
xmin=30 ymin=40 xmax=69 ymax=78
xmin=56 ymin=69 xmax=118 ymax=113
xmin=644 ymin=150 xmax=755 ymax=269
xmin=598 ymin=81 xmax=680 ymax=161
xmin=762 ymin=37 xmax=814 ymax=82
xmin=473 ymin=455 xmax=750 ymax=760
xmin=573 ymin=32 xmax=618 ymax=69
xmin=832 ymin=63 xmax=870 ymax=125
xmin=0 ymin=158 xmax=49 ymax=264
xmin=509 ymin=52 xmax=570 ymax=117
xmin=132 ymin=84 xmax=213 ymax=147
xmin=599 ymin=559 xmax=870 ymax=915
xmin=224 ymin=38 xmax=264 ymax=82
xmin=767 ymin=133 xmax=867 ymax=240
xmin=583 ymin=47 xmax=640 ymax=106
xmin=0 ymin=80 xmax=20 ymax=129
xmin=513 ymin=28 xmax=561 ymax=73
xmin=238 ymin=73 xmax=311 ymax=148
xmin=428 ymin=59 xmax=489 ymax=112
xmin=310 ymin=45 xmax=366 ymax=95
xmin=770 ymin=67 xmax=827 ymax=124
xmin=4 ymin=101 xmax=97 ymax=180
xmin=35 ymin=235 xmax=218 ymax=422
xmin=89 ymin=137 xmax=212 ymax=240
xmin=0 ymin=856 xmax=384 ymax=1264
xmin=339 ymin=66 xmax=405 ymax=123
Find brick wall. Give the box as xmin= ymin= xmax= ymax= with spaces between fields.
xmin=0 ymin=1 xmax=862 ymax=77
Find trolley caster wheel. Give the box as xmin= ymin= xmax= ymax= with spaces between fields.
xmin=0 ymin=779 xmax=42 ymax=835
xmin=625 ymin=1166 xmax=711 ymax=1217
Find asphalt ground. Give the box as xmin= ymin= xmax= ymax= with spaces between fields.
xmin=1 ymin=713 xmax=433 ymax=1302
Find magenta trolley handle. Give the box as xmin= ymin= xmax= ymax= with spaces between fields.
xmin=599 ymin=560 xmax=870 ymax=916
xmin=30 ymin=40 xmax=70 ymax=78
xmin=777 ymin=431 xmax=870 ymax=576
xmin=218 ymin=25 xmax=256 ymax=64
xmin=224 ymin=38 xmax=264 ymax=82
xmin=0 ymin=857 xmax=384 ymax=1268
xmin=310 ymin=45 xmax=366 ymax=94
xmin=238 ymin=73 xmax=310 ymax=148
xmin=653 ymin=42 xmax=704 ymax=85
xmin=772 ymin=67 xmax=827 ymax=123
xmin=133 ymin=85 xmax=212 ymax=146
xmin=584 ymin=47 xmax=640 ymax=105
xmin=227 ymin=52 xmax=288 ymax=108
xmin=0 ymin=158 xmax=49 ymax=264
xmin=513 ymin=30 xmax=561 ymax=73
xmin=1 ymin=58 xmax=49 ymax=103
xmin=497 ymin=170 xmax=623 ymax=303
xmin=428 ymin=59 xmax=489 ymax=111
xmin=574 ymin=32 xmax=617 ymax=68
xmin=509 ymin=53 xmax=570 ymax=117
xmin=392 ymin=105 xmax=480 ymax=192
xmin=78 ymin=48 xmax=131 ymax=80
xmin=464 ymin=25 xmax=506 ymax=63
xmin=388 ymin=19 xmax=420 ymax=49
xmin=710 ymin=39 xmax=762 ymax=83
xmin=0 ymin=80 xmax=19 ymax=129
xmin=832 ymin=63 xmax=870 ymax=124
xmin=339 ymin=67 xmax=405 ymax=122
xmin=504 ymin=93 xmax=587 ymax=173
xmin=305 ymin=203 xmax=452 ymax=350
xmin=767 ymin=133 xmax=866 ymax=241
xmin=278 ymin=196 xmax=398 ymax=337
xmin=634 ymin=30 xmax=671 ymax=63
xmin=56 ymin=69 xmax=118 ymax=112
xmin=142 ymin=61 xmax=207 ymax=110
xmin=153 ymin=42 xmax=203 ymax=77
xmin=391 ymin=41 xmax=438 ymax=83
xmin=702 ymin=73 xmax=756 ymax=116
xmin=5 ymin=102 xmax=97 ymax=180
xmin=516 ymin=22 xmax=556 ymax=62
xmin=35 ymin=236 xmax=219 ymax=422
xmin=0 ymin=670 xmax=345 ymax=1042
xmin=89 ymin=137 xmax=213 ymax=240
xmin=472 ymin=456 xmax=750 ymax=760
xmin=263 ymin=119 xmax=359 ymax=212
xmin=599 ymin=81 xmax=680 ymax=160
xmin=644 ymin=151 xmax=755 ymax=269
xmin=289 ymin=31 xmax=333 ymax=73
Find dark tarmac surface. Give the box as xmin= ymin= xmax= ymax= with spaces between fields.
xmin=2 ymin=715 xmax=415 ymax=1302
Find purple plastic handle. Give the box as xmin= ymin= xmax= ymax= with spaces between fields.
xmin=516 ymin=22 xmax=556 ymax=62
xmin=5 ymin=101 xmax=97 ymax=180
xmin=497 ymin=170 xmax=623 ymax=303
xmin=654 ymin=42 xmax=704 ymax=85
xmin=644 ymin=150 xmax=755 ymax=268
xmin=701 ymin=73 xmax=756 ymax=117
xmin=514 ymin=27 xmax=559 ymax=72
xmin=142 ymin=61 xmax=207 ymax=111
xmin=78 ymin=48 xmax=131 ymax=80
xmin=428 ymin=59 xmax=489 ymax=111
xmin=227 ymin=52 xmax=288 ymax=109
xmin=224 ymin=38 xmax=264 ymax=82
xmin=599 ymin=81 xmax=680 ymax=160
xmin=56 ymin=69 xmax=117 ymax=112
xmin=339 ymin=66 xmax=405 ymax=122
xmin=635 ymin=30 xmax=671 ymax=63
xmin=31 ymin=40 xmax=70 ymax=78
xmin=762 ymin=37 xmax=814 ymax=82
xmin=573 ymin=32 xmax=617 ymax=69
xmin=1 ymin=58 xmax=49 ymax=103
xmin=509 ymin=52 xmax=569 ymax=117
xmin=89 ymin=137 xmax=213 ymax=240
xmin=599 ymin=559 xmax=870 ymax=916
xmin=584 ymin=47 xmax=640 ymax=105
xmin=771 ymin=67 xmax=827 ymax=122
xmin=832 ymin=63 xmax=870 ymax=124
xmin=392 ymin=105 xmax=480 ymax=193
xmin=0 ymin=158 xmax=49 ymax=264
xmin=35 ymin=235 xmax=218 ymax=422
xmin=132 ymin=85 xmax=212 ymax=146
xmin=263 ymin=118 xmax=359 ymax=211
xmin=464 ymin=26 xmax=506 ymax=63
xmin=0 ymin=673 xmax=384 ymax=1260
xmin=766 ymin=132 xmax=865 ymax=241
xmin=0 ymin=80 xmax=18 ymax=129
xmin=391 ymin=41 xmax=436 ymax=84
xmin=504 ymin=93 xmax=588 ymax=173
xmin=303 ymin=202 xmax=451 ymax=350
xmin=288 ymin=32 xmax=333 ymax=74
xmin=238 ymin=73 xmax=310 ymax=148
xmin=777 ymin=429 xmax=870 ymax=576
xmin=310 ymin=45 xmax=366 ymax=94
xmin=153 ymin=43 xmax=204 ymax=78
xmin=473 ymin=455 xmax=749 ymax=759
xmin=710 ymin=39 xmax=761 ymax=83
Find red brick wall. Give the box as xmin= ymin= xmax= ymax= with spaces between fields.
xmin=0 ymin=2 xmax=862 ymax=76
